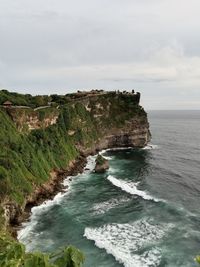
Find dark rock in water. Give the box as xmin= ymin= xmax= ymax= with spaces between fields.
xmin=95 ymin=154 xmax=109 ymax=173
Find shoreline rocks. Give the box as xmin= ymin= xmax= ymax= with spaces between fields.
xmin=95 ymin=154 xmax=109 ymax=173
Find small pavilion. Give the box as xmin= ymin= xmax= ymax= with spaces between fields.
xmin=3 ymin=101 xmax=12 ymax=108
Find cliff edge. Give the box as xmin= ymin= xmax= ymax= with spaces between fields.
xmin=0 ymin=89 xmax=150 ymax=230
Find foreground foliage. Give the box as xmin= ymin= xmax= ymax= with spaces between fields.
xmin=0 ymin=233 xmax=84 ymax=267
xmin=196 ymin=256 xmax=200 ymax=264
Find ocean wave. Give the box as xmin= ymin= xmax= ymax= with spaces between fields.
xmin=18 ymin=155 xmax=96 ymax=244
xmin=103 ymin=155 xmax=113 ymax=160
xmin=84 ymin=218 xmax=173 ymax=267
xmin=17 ymin=191 xmax=66 ymax=244
xmin=99 ymin=150 xmax=113 ymax=160
xmin=100 ymin=147 xmax=135 ymax=157
xmin=92 ymin=197 xmax=131 ymax=215
xmin=107 ymin=175 xmax=162 ymax=202
xmin=84 ymin=155 xmax=97 ymax=173
xmin=142 ymin=144 xmax=159 ymax=150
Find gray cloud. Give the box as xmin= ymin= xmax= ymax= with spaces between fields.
xmin=0 ymin=0 xmax=200 ymax=109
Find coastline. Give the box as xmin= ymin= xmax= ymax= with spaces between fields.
xmin=11 ymin=154 xmax=88 ymax=238
xmin=13 ymin=143 xmax=154 ymax=240
xmin=16 ymin=144 xmax=153 ymax=241
xmin=13 ymin=145 xmax=111 ymax=239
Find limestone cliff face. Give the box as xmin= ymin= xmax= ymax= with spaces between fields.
xmin=78 ymin=117 xmax=150 ymax=156
xmin=71 ymin=92 xmax=150 ymax=154
xmin=6 ymin=107 xmax=59 ymax=132
xmin=104 ymin=118 xmax=150 ymax=148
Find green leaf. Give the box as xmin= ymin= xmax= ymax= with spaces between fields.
xmin=196 ymin=255 xmax=200 ymax=264
xmin=53 ymin=246 xmax=84 ymax=267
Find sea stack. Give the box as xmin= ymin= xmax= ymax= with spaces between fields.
xmin=95 ymin=154 xmax=109 ymax=173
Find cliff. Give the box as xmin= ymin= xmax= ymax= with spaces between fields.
xmin=0 ymin=89 xmax=150 ymax=230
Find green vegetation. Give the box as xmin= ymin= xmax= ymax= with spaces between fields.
xmin=0 ymin=232 xmax=84 ymax=267
xmin=95 ymin=155 xmax=107 ymax=165
xmin=0 ymin=89 xmax=147 ymax=208
xmin=196 ymin=256 xmax=200 ymax=264
xmin=0 ymin=89 xmax=148 ymax=266
xmin=0 ymin=108 xmax=79 ymax=204
xmin=0 ymin=90 xmax=51 ymax=108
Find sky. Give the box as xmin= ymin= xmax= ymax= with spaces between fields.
xmin=0 ymin=0 xmax=200 ymax=110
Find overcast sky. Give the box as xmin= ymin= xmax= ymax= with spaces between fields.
xmin=0 ymin=0 xmax=200 ymax=109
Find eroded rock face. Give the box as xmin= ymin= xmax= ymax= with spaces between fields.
xmin=95 ymin=155 xmax=109 ymax=173
xmin=79 ymin=117 xmax=150 ymax=156
xmin=7 ymin=108 xmax=59 ymax=132
xmin=3 ymin=203 xmax=22 ymax=226
xmin=105 ymin=120 xmax=150 ymax=148
xmin=26 ymin=115 xmax=58 ymax=130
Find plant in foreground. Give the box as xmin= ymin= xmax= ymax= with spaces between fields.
xmin=196 ymin=255 xmax=200 ymax=265
xmin=0 ymin=234 xmax=84 ymax=267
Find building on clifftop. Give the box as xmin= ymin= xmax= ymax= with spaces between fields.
xmin=3 ymin=101 xmax=13 ymax=108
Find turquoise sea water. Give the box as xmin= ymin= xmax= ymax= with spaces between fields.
xmin=18 ymin=111 xmax=200 ymax=267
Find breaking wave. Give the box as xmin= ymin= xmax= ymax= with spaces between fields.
xmin=84 ymin=155 xmax=97 ymax=173
xmin=84 ymin=218 xmax=174 ymax=267
xmin=107 ymin=175 xmax=162 ymax=202
xmin=18 ymin=155 xmax=97 ymax=246
xmin=92 ymin=196 xmax=131 ymax=215
xmin=142 ymin=144 xmax=159 ymax=150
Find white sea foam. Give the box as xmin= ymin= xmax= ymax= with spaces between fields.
xmin=100 ymin=147 xmax=134 ymax=155
xmin=84 ymin=218 xmax=174 ymax=267
xmin=104 ymin=155 xmax=113 ymax=160
xmin=18 ymin=155 xmax=96 ymax=245
xmin=142 ymin=144 xmax=159 ymax=150
xmin=84 ymin=155 xmax=97 ymax=172
xmin=107 ymin=175 xmax=161 ymax=202
xmin=92 ymin=197 xmax=131 ymax=215
xmin=62 ymin=176 xmax=73 ymax=188
xmin=99 ymin=150 xmax=113 ymax=160
xmin=18 ymin=191 xmax=66 ymax=244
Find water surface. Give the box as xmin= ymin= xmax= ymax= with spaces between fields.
xmin=18 ymin=110 xmax=200 ymax=267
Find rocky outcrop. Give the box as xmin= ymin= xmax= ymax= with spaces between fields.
xmin=105 ymin=118 xmax=150 ymax=148
xmin=78 ymin=117 xmax=150 ymax=156
xmin=3 ymin=203 xmax=22 ymax=226
xmin=6 ymin=107 xmax=59 ymax=132
xmin=26 ymin=114 xmax=58 ymax=130
xmin=95 ymin=155 xmax=109 ymax=173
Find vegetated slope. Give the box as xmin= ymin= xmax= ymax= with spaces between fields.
xmin=0 ymin=89 xmax=150 ymax=266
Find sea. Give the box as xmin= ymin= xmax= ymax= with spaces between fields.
xmin=18 ymin=110 xmax=200 ymax=267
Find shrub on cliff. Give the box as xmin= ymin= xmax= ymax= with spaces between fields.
xmin=0 ymin=90 xmax=51 ymax=107
xmin=95 ymin=155 xmax=109 ymax=173
xmin=0 ymin=233 xmax=85 ymax=267
xmin=96 ymin=154 xmax=106 ymax=165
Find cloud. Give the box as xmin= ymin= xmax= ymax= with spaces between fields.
xmin=0 ymin=0 xmax=200 ymax=109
